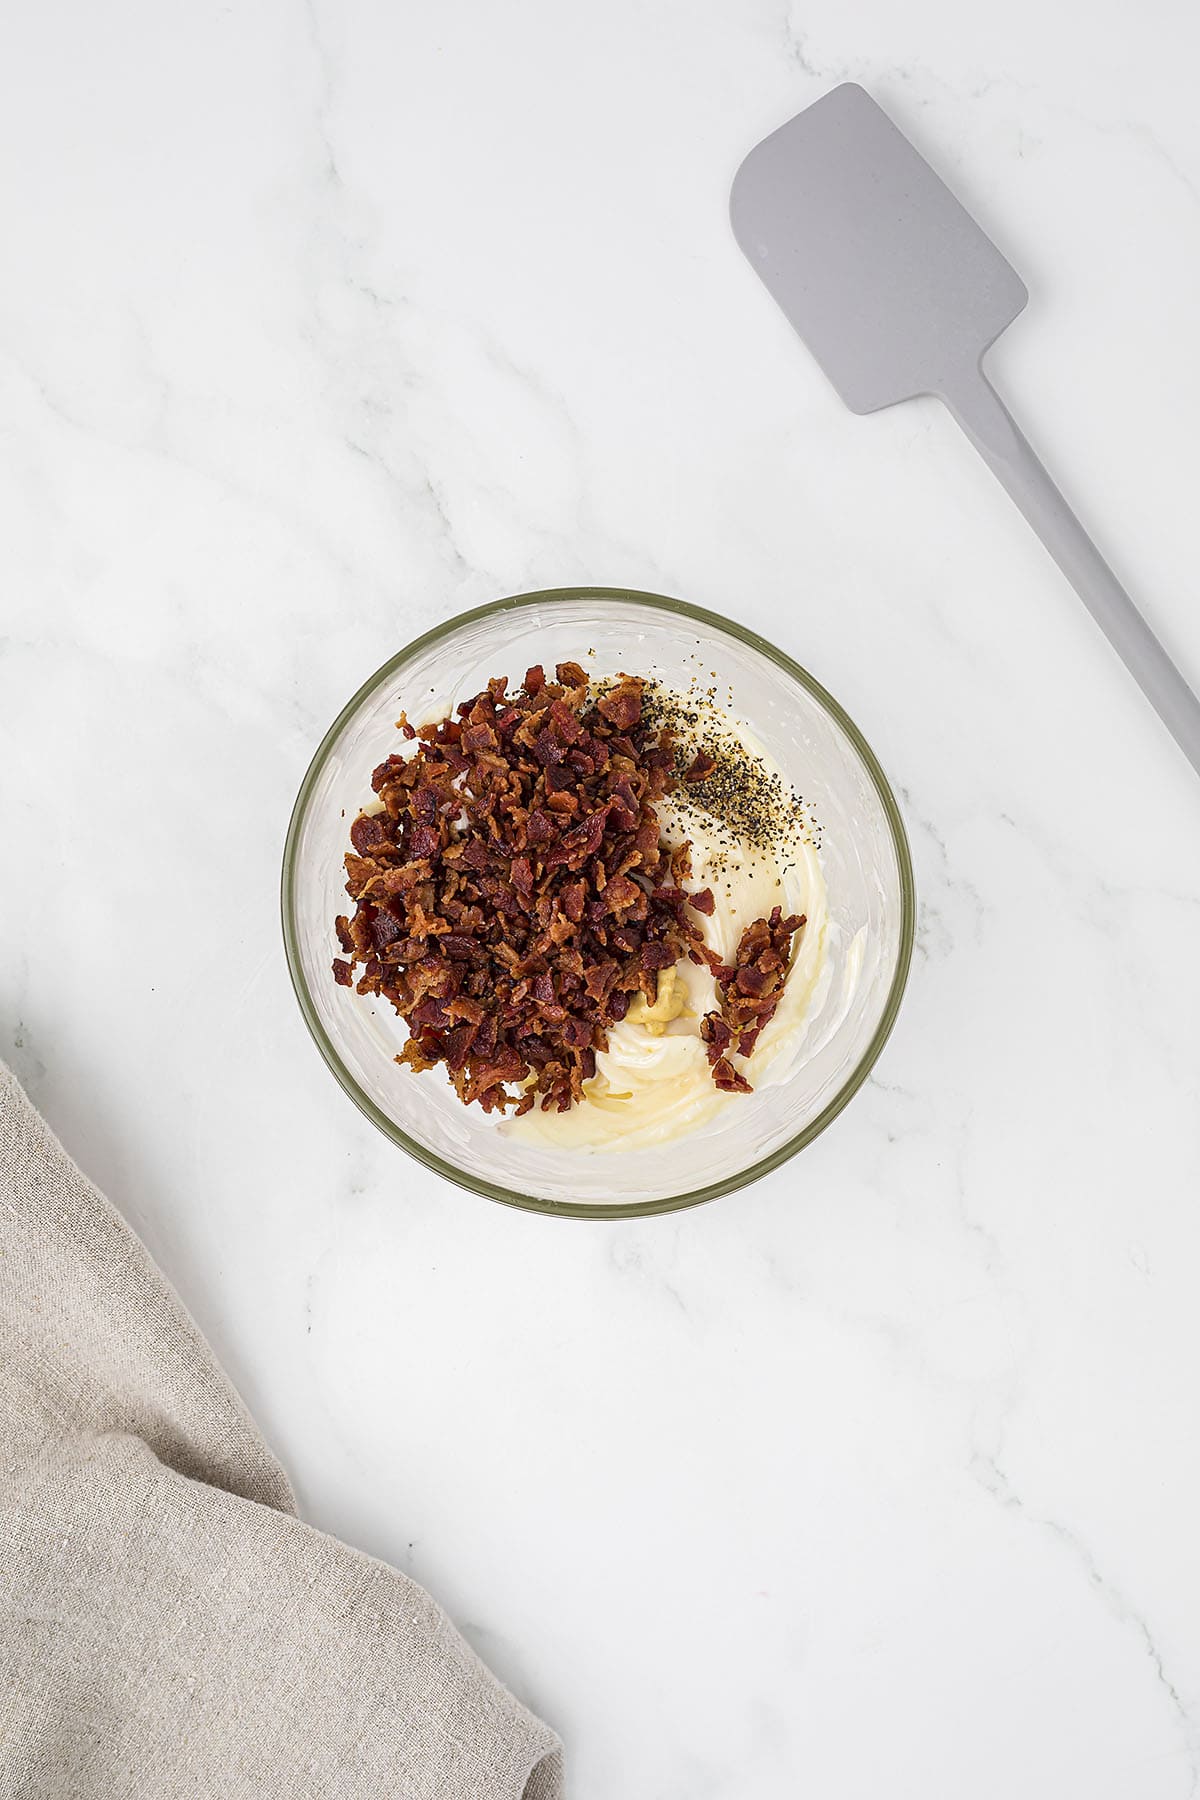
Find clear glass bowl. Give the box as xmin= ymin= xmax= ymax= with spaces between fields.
xmin=282 ymin=589 xmax=914 ymax=1218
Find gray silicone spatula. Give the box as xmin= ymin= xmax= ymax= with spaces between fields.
xmin=730 ymin=82 xmax=1200 ymax=778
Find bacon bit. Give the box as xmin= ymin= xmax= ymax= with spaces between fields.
xmin=408 ymin=823 xmax=440 ymax=860
xmin=411 ymin=786 xmax=437 ymax=825
xmin=604 ymin=874 xmax=644 ymax=915
xmin=688 ymin=887 xmax=715 ymax=916
xmin=544 ymin=806 xmax=610 ymax=868
xmin=596 ymin=678 xmax=642 ymax=730
xmin=684 ymin=748 xmax=717 ymax=782
xmin=549 ymin=698 xmax=583 ymax=743
xmin=343 ymin=853 xmax=379 ymax=898
xmin=332 ymin=958 xmax=354 ymax=987
xmin=699 ymin=1010 xmax=733 ymax=1065
xmin=670 ymin=839 xmax=694 ymax=884
xmin=350 ymin=812 xmax=391 ymax=855
xmin=640 ymin=941 xmax=676 ymax=971
xmin=533 ymin=731 xmax=565 ymax=766
xmin=374 ymin=860 xmax=431 ymax=897
xmin=439 ymin=933 xmax=479 ymax=958
xmin=369 ymin=912 xmax=403 ymax=952
xmin=712 ymin=1056 xmax=753 ymax=1093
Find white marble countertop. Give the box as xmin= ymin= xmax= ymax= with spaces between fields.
xmin=4 ymin=2 xmax=1200 ymax=1793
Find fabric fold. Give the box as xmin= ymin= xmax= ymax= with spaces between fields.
xmin=0 ymin=1063 xmax=563 ymax=1799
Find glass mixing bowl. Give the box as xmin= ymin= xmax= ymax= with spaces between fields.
xmin=282 ymin=588 xmax=914 ymax=1218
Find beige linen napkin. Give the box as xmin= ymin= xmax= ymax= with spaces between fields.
xmin=0 ymin=1062 xmax=563 ymax=1799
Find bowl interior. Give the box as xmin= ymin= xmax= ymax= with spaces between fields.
xmin=283 ymin=590 xmax=913 ymax=1215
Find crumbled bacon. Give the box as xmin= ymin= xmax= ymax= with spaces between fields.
xmin=331 ymin=665 xmax=721 ymax=1116
xmin=684 ymin=748 xmax=717 ymax=782
xmin=700 ymin=905 xmax=805 ymax=1089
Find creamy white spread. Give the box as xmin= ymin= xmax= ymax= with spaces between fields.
xmin=506 ymin=732 xmax=828 ymax=1152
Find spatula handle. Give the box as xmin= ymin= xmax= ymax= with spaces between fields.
xmin=941 ymin=365 xmax=1200 ymax=778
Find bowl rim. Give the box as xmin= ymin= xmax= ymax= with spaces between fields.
xmin=281 ymin=586 xmax=915 ymax=1220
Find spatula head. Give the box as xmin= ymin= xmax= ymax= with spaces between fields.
xmin=730 ymin=83 xmax=1028 ymax=413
